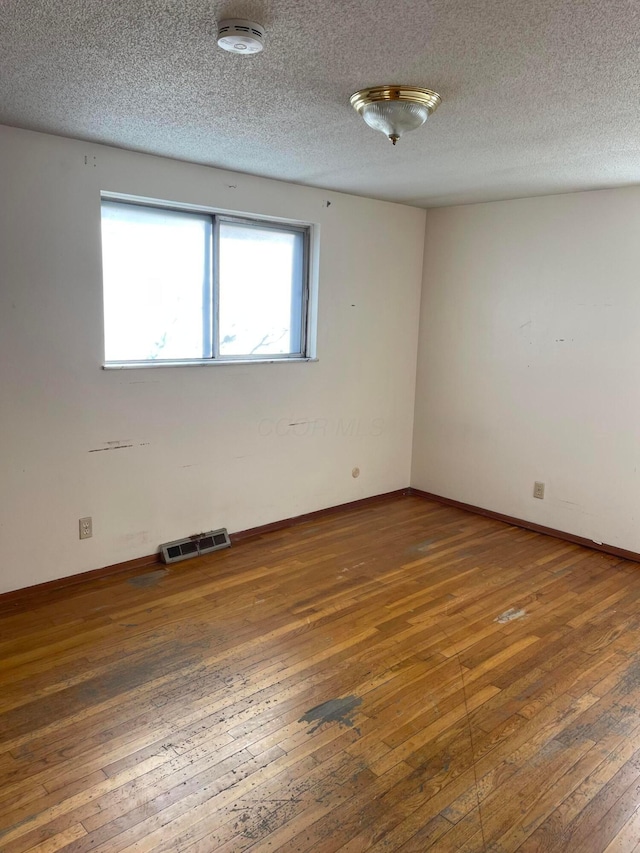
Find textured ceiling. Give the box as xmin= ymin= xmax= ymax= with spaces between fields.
xmin=1 ymin=0 xmax=639 ymax=207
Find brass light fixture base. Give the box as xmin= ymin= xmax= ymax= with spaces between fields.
xmin=350 ymin=86 xmax=442 ymax=144
xmin=350 ymin=86 xmax=442 ymax=114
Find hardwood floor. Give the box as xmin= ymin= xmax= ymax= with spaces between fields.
xmin=2 ymin=494 xmax=640 ymax=852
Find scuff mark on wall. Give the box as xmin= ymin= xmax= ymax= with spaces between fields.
xmin=89 ymin=441 xmax=150 ymax=453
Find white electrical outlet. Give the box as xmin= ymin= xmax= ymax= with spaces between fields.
xmin=533 ymin=482 xmax=545 ymax=500
xmin=79 ymin=517 xmax=93 ymax=539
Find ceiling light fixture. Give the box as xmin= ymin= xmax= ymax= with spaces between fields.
xmin=217 ymin=19 xmax=265 ymax=55
xmin=350 ymin=86 xmax=441 ymax=145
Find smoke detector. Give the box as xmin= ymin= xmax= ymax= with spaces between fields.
xmin=217 ymin=19 xmax=265 ymax=54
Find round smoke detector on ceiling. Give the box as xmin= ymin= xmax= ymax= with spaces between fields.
xmin=217 ymin=19 xmax=265 ymax=55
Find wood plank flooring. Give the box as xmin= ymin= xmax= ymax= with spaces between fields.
xmin=2 ymin=495 xmax=640 ymax=852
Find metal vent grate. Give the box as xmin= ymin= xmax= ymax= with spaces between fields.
xmin=160 ymin=528 xmax=231 ymax=564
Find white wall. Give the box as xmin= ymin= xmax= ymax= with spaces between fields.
xmin=0 ymin=125 xmax=425 ymax=594
xmin=412 ymin=188 xmax=640 ymax=553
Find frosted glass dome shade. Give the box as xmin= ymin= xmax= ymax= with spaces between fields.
xmin=361 ymin=101 xmax=430 ymax=143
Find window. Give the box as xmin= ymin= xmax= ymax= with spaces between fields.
xmin=100 ymin=198 xmax=312 ymax=365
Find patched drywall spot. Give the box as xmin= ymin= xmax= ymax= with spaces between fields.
xmin=128 ymin=569 xmax=168 ymax=588
xmin=299 ymin=696 xmax=362 ymax=734
xmin=495 ymin=607 xmax=526 ymax=624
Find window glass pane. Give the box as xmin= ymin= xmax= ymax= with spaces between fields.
xmin=218 ymin=222 xmax=304 ymax=357
xmin=101 ymin=202 xmax=211 ymax=361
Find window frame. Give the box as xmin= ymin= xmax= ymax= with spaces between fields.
xmin=100 ymin=194 xmax=315 ymax=369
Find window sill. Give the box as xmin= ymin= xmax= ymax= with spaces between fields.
xmin=102 ymin=357 xmax=318 ymax=370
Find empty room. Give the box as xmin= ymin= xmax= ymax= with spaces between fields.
xmin=2 ymin=1 xmax=640 ymax=850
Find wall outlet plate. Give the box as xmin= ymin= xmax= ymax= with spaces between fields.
xmin=533 ymin=482 xmax=545 ymax=500
xmin=79 ymin=517 xmax=93 ymax=539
